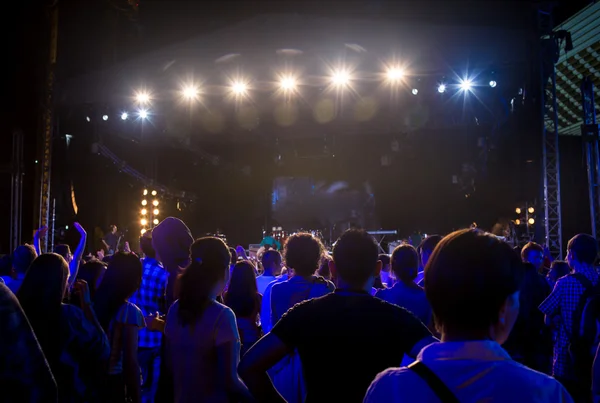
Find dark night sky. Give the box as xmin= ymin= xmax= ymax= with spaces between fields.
xmin=0 ymin=0 xmax=594 ymax=251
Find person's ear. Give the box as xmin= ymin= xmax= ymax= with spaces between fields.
xmin=375 ymin=260 xmax=382 ymax=276
xmin=328 ymin=259 xmax=337 ymax=278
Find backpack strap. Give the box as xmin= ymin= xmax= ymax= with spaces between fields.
xmin=570 ymin=273 xmax=597 ymax=339
xmin=408 ymin=361 xmax=460 ymax=403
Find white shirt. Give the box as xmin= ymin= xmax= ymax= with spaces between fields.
xmin=364 ymin=340 xmax=573 ymax=403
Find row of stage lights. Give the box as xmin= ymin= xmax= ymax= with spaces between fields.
xmin=515 ymin=206 xmax=535 ymax=226
xmin=140 ymin=189 xmax=160 ymax=235
xmin=89 ymin=67 xmax=498 ymax=122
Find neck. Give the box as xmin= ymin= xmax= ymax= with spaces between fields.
xmin=336 ymin=278 xmax=372 ymax=293
xmin=442 ymin=329 xmax=494 ymax=342
xmin=263 ymin=268 xmax=276 ymax=277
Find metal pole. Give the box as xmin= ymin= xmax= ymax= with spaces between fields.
xmin=581 ymin=76 xmax=600 ymax=237
xmin=51 ymin=198 xmax=56 ymax=251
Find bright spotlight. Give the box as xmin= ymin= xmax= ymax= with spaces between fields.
xmin=136 ymin=92 xmax=150 ymax=104
xmin=182 ymin=85 xmax=198 ymax=99
xmin=411 ymin=88 xmax=418 ymax=95
xmin=279 ymin=76 xmax=297 ymax=91
xmin=151 ymin=190 xmax=157 ymax=196
xmin=141 ymin=208 xmax=147 ymax=215
xmin=141 ymin=218 xmax=148 ymax=226
xmin=153 ymin=209 xmax=159 ymax=215
xmin=141 ymin=228 xmax=146 ymax=235
xmin=139 ymin=109 xmax=148 ymax=119
xmin=102 ymin=115 xmax=109 ymax=121
xmin=231 ymin=81 xmax=248 ymax=95
xmin=331 ymin=70 xmax=351 ymax=87
xmin=153 ymin=219 xmax=159 ymax=225
xmin=528 ymin=218 xmax=535 ymax=225
xmin=121 ymin=112 xmax=128 ymax=120
xmin=437 ymin=84 xmax=446 ymax=93
xmin=141 ymin=200 xmax=148 ymax=206
xmin=143 ymin=189 xmax=148 ymax=196
xmin=86 ymin=116 xmax=91 ymax=122
xmin=528 ymin=207 xmax=535 ymax=214
xmin=489 ymin=80 xmax=497 ymax=88
xmin=515 ymin=219 xmax=521 ymax=225
xmin=152 ymin=200 xmax=159 ymax=207
xmin=459 ymin=79 xmax=473 ymax=92
xmin=386 ymin=67 xmax=404 ymax=81
xmin=515 ymin=207 xmax=521 ymax=214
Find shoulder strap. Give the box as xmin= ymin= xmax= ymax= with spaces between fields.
xmin=572 ymin=272 xmax=595 ymax=291
xmin=570 ymin=273 xmax=597 ymax=339
xmin=408 ymin=361 xmax=460 ymax=403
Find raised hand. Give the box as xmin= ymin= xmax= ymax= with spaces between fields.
xmin=96 ymin=250 xmax=105 ymax=260
xmin=124 ymin=241 xmax=131 ymax=253
xmin=35 ymin=226 xmax=49 ymax=238
xmin=73 ymin=222 xmax=86 ymax=236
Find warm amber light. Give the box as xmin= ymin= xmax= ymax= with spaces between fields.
xmin=153 ymin=219 xmax=159 ymax=225
xmin=515 ymin=207 xmax=521 ymax=215
xmin=528 ymin=218 xmax=535 ymax=225
xmin=152 ymin=200 xmax=159 ymax=207
xmin=141 ymin=218 xmax=148 ymax=226
xmin=528 ymin=207 xmax=535 ymax=214
xmin=141 ymin=209 xmax=147 ymax=215
xmin=141 ymin=200 xmax=148 ymax=206
xmin=153 ymin=209 xmax=159 ymax=215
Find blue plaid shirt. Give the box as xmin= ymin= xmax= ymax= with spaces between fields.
xmin=130 ymin=257 xmax=168 ymax=348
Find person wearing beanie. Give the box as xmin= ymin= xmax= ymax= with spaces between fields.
xmin=151 ymin=217 xmax=194 ymax=307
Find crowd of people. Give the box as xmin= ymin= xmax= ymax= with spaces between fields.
xmin=1 ymin=216 xmax=600 ymax=402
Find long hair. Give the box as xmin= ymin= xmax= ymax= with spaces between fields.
xmin=177 ymin=237 xmax=230 ymax=327
xmin=94 ymin=252 xmax=142 ymax=331
xmin=76 ymin=260 xmax=107 ymax=299
xmin=224 ymin=261 xmax=258 ymax=318
xmin=17 ymin=253 xmax=69 ymax=369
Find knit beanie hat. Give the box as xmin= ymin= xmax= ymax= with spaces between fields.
xmin=152 ymin=217 xmax=193 ymax=269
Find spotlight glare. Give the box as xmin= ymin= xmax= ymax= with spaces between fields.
xmin=139 ymin=109 xmax=148 ymax=119
xmin=143 ymin=189 xmax=148 ymax=196
xmin=437 ymin=84 xmax=446 ymax=93
xmin=386 ymin=67 xmax=404 ymax=81
xmin=153 ymin=209 xmax=159 ymax=215
xmin=141 ymin=218 xmax=148 ymax=226
xmin=515 ymin=207 xmax=521 ymax=214
xmin=102 ymin=115 xmax=108 ymax=121
xmin=528 ymin=207 xmax=535 ymax=214
xmin=121 ymin=112 xmax=128 ymax=120
xmin=86 ymin=116 xmax=91 ymax=122
xmin=528 ymin=218 xmax=535 ymax=225
xmin=279 ymin=76 xmax=297 ymax=91
xmin=136 ymin=92 xmax=150 ymax=104
xmin=411 ymin=88 xmax=418 ymax=95
xmin=489 ymin=80 xmax=497 ymax=88
xmin=142 ymin=200 xmax=147 ymax=206
xmin=153 ymin=219 xmax=159 ymax=225
xmin=332 ymin=70 xmax=351 ymax=86
xmin=182 ymin=85 xmax=198 ymax=99
xmin=151 ymin=190 xmax=157 ymax=196
xmin=152 ymin=200 xmax=159 ymax=207
xmin=141 ymin=228 xmax=146 ymax=235
xmin=515 ymin=219 xmax=521 ymax=225
xmin=459 ymin=78 xmax=473 ymax=92
xmin=141 ymin=208 xmax=147 ymax=215
xmin=231 ymin=81 xmax=248 ymax=95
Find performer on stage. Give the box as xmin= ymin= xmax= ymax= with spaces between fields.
xmin=101 ymin=225 xmax=120 ymax=254
xmin=260 ymin=232 xmax=281 ymax=250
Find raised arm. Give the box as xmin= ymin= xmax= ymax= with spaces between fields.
xmin=33 ymin=226 xmax=48 ymax=256
xmin=69 ymin=223 xmax=87 ymax=286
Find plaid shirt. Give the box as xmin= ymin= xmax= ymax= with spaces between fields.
xmin=0 ymin=283 xmax=57 ymax=402
xmin=130 ymin=257 xmax=168 ymax=348
xmin=539 ymin=267 xmax=599 ymax=379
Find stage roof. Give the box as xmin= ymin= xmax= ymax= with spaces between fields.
xmin=552 ymin=2 xmax=600 ymax=136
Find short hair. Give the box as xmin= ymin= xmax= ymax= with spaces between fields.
xmin=419 ymin=235 xmax=443 ymax=254
xmin=391 ymin=244 xmax=419 ymax=282
xmin=284 ymin=233 xmax=324 ymax=277
xmin=550 ymin=260 xmax=571 ymax=281
xmin=54 ymin=244 xmax=71 ymax=261
xmin=521 ymin=242 xmax=544 ymax=261
xmin=568 ymin=234 xmax=598 ymax=265
xmin=425 ymin=229 xmax=523 ymax=333
xmin=140 ymin=235 xmax=156 ymax=259
xmin=11 ymin=245 xmax=37 ymax=274
xmin=332 ymin=229 xmax=379 ymax=288
xmin=262 ymin=250 xmax=282 ymax=269
xmin=379 ymin=254 xmax=390 ymax=267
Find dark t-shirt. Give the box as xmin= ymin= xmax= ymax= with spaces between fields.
xmin=103 ymin=233 xmax=119 ymax=252
xmin=271 ymin=290 xmax=431 ymax=403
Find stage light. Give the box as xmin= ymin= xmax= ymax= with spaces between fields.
xmin=136 ymin=92 xmax=150 ymax=104
xmin=141 ymin=218 xmax=148 ymax=226
xmin=102 ymin=115 xmax=108 ymax=121
xmin=143 ymin=189 xmax=148 ymax=196
xmin=151 ymin=190 xmax=157 ymax=196
xmin=153 ymin=219 xmax=159 ymax=225
xmin=528 ymin=207 xmax=535 ymax=214
xmin=528 ymin=218 xmax=535 ymax=225
xmin=459 ymin=78 xmax=473 ymax=92
xmin=153 ymin=209 xmax=159 ymax=215
xmin=141 ymin=228 xmax=146 ymax=235
xmin=141 ymin=208 xmax=147 ymax=215
xmin=515 ymin=207 xmax=521 ymax=214
xmin=152 ymin=200 xmax=159 ymax=207
xmin=437 ymin=84 xmax=446 ymax=93
xmin=411 ymin=88 xmax=418 ymax=95
xmin=139 ymin=109 xmax=148 ymax=119
xmin=279 ymin=76 xmax=297 ymax=91
xmin=86 ymin=116 xmax=91 ymax=122
xmin=331 ymin=70 xmax=351 ymax=87
xmin=142 ymin=200 xmax=147 ymax=206
xmin=182 ymin=85 xmax=199 ymax=99
xmin=231 ymin=81 xmax=248 ymax=95
xmin=515 ymin=219 xmax=521 ymax=225
xmin=489 ymin=80 xmax=497 ymax=88
xmin=121 ymin=112 xmax=128 ymax=120
xmin=386 ymin=67 xmax=404 ymax=81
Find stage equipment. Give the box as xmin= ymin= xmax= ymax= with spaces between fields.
xmin=367 ymin=230 xmax=398 ymax=254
